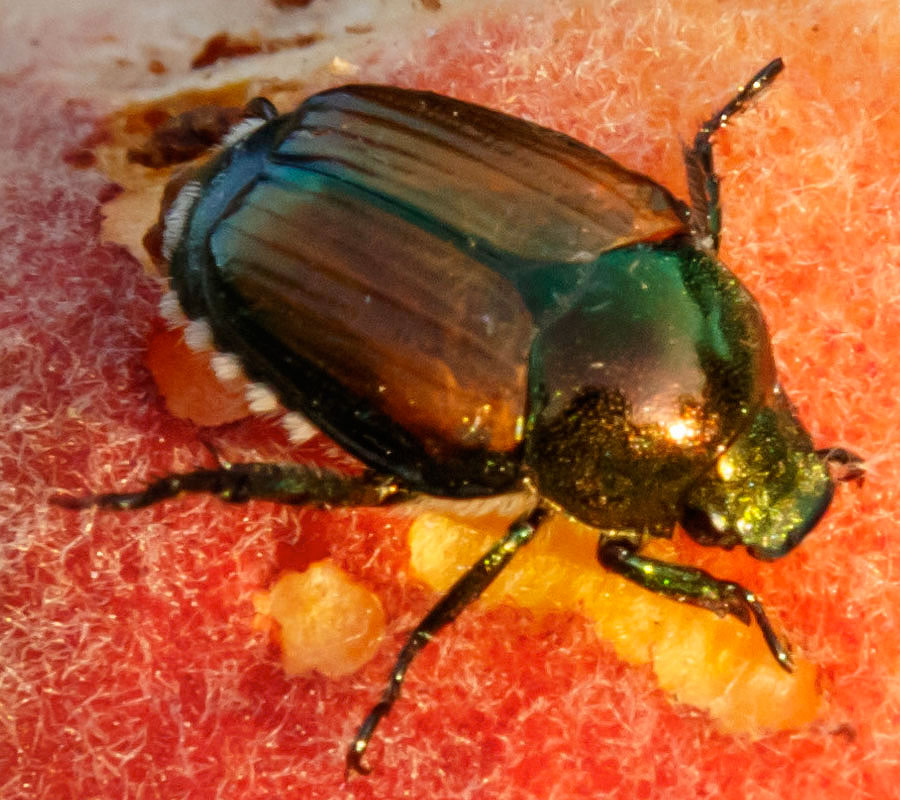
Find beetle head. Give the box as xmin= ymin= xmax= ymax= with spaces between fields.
xmin=680 ymin=387 xmax=834 ymax=560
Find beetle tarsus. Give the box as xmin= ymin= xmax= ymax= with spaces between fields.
xmin=598 ymin=539 xmax=793 ymax=672
xmin=51 ymin=474 xmax=196 ymax=510
xmin=346 ymin=503 xmax=550 ymax=775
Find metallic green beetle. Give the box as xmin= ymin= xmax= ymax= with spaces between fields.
xmin=58 ymin=58 xmax=861 ymax=773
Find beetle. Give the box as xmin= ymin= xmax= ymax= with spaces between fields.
xmin=56 ymin=58 xmax=863 ymax=774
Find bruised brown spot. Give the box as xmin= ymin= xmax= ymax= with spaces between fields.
xmin=88 ymin=83 xmax=268 ymax=276
xmin=420 ymin=0 xmax=442 ymax=9
xmin=191 ymin=33 xmax=262 ymax=68
xmin=137 ymin=108 xmax=171 ymax=130
xmin=94 ymin=83 xmax=254 ymax=182
xmin=142 ymin=220 xmax=165 ymax=267
xmin=270 ymin=0 xmax=316 ymax=7
xmin=126 ymin=105 xmax=246 ymax=168
xmin=97 ymin=183 xmax=124 ymax=204
xmin=191 ymin=31 xmax=322 ymax=70
xmin=147 ymin=59 xmax=167 ymax=75
xmin=62 ymin=148 xmax=97 ymax=168
xmin=62 ymin=125 xmax=113 ymax=169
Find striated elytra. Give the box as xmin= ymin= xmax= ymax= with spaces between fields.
xmin=57 ymin=59 xmax=863 ymax=774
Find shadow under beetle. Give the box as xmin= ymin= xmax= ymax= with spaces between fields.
xmin=57 ymin=58 xmax=863 ymax=774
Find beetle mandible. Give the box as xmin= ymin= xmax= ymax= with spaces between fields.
xmin=57 ymin=58 xmax=863 ymax=774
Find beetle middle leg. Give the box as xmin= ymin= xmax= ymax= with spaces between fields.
xmin=598 ymin=539 xmax=793 ymax=672
xmin=52 ymin=463 xmax=415 ymax=510
xmin=346 ymin=502 xmax=550 ymax=777
xmin=683 ymin=57 xmax=785 ymax=251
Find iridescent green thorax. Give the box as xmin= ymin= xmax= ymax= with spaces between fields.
xmin=524 ymin=241 xmax=776 ymax=533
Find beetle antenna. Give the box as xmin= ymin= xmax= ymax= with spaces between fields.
xmin=684 ymin=58 xmax=785 ymax=252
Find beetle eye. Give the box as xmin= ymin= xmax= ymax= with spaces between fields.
xmin=680 ymin=505 xmax=741 ymax=549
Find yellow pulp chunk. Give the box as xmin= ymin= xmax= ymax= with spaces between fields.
xmin=254 ymin=561 xmax=385 ymax=678
xmin=408 ymin=512 xmax=821 ymax=734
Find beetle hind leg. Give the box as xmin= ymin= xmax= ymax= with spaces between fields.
xmin=683 ymin=58 xmax=785 ymax=252
xmin=52 ymin=463 xmax=415 ymax=511
xmin=346 ymin=503 xmax=550 ymax=776
xmin=598 ymin=538 xmax=794 ymax=672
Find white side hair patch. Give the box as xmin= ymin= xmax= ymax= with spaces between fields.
xmin=209 ymin=353 xmax=245 ymax=383
xmin=282 ymin=412 xmax=318 ymax=444
xmin=183 ymin=318 xmax=214 ymax=352
xmin=220 ymin=116 xmax=268 ymax=150
xmin=161 ymin=180 xmax=202 ymax=262
xmin=158 ymin=289 xmax=187 ymax=327
xmin=245 ymin=382 xmax=280 ymax=415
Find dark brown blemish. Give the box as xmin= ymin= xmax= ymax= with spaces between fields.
xmin=62 ymin=125 xmax=112 ymax=169
xmin=126 ymin=105 xmax=247 ymax=168
xmin=191 ymin=30 xmax=321 ymax=70
xmin=345 ymin=24 xmax=374 ymax=35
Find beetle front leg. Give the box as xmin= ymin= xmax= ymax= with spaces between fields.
xmin=52 ymin=463 xmax=415 ymax=511
xmin=598 ymin=539 xmax=793 ymax=672
xmin=346 ymin=503 xmax=550 ymax=777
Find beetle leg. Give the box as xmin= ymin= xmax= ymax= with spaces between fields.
xmin=597 ymin=539 xmax=794 ymax=673
xmin=346 ymin=503 xmax=550 ymax=777
xmin=51 ymin=464 xmax=415 ymax=510
xmin=683 ymin=58 xmax=784 ymax=252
